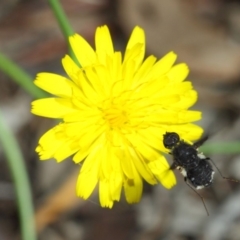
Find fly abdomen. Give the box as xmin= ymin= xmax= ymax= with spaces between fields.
xmin=187 ymin=160 xmax=214 ymax=189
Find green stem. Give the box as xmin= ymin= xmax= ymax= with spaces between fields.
xmin=0 ymin=53 xmax=47 ymax=99
xmin=48 ymin=0 xmax=74 ymax=37
xmin=200 ymin=142 xmax=240 ymax=154
xmin=0 ymin=110 xmax=37 ymax=240
xmin=48 ymin=0 xmax=79 ymax=65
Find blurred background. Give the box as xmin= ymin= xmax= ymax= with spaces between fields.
xmin=1 ymin=0 xmax=240 ymax=239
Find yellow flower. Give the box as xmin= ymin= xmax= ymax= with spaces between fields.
xmin=31 ymin=26 xmax=203 ymax=208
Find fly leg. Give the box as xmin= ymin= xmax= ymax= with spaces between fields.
xmin=184 ymin=177 xmax=209 ymax=216
xmin=193 ymin=135 xmax=209 ymax=149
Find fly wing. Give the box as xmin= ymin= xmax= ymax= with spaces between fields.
xmin=148 ymin=155 xmax=176 ymax=189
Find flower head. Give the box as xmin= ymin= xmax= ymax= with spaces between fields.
xmin=31 ymin=26 xmax=203 ymax=207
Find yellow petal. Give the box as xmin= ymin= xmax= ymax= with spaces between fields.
xmin=95 ymin=25 xmax=114 ymax=65
xmin=126 ymin=26 xmax=145 ymax=50
xmin=148 ymin=51 xmax=177 ymax=78
xmin=87 ymin=139 xmax=122 ymax=206
xmin=34 ymin=73 xmax=74 ymax=97
xmin=171 ymin=90 xmax=198 ymax=109
xmin=122 ymin=59 xmax=135 ymax=91
xmin=129 ymin=149 xmax=157 ymax=184
xmin=141 ymin=109 xmax=201 ymax=125
xmin=62 ymin=55 xmax=81 ymax=84
xmin=76 ymin=169 xmax=98 ymax=200
xmin=128 ymin=132 xmax=162 ymax=160
xmin=93 ymin=65 xmax=112 ymax=94
xmin=148 ymin=156 xmax=176 ymax=189
xmin=143 ymin=127 xmax=167 ymax=152
xmin=123 ymin=164 xmax=143 ymax=204
xmin=117 ymin=148 xmax=134 ymax=179
xmin=31 ymin=98 xmax=77 ymax=118
xmin=76 ymin=69 xmax=100 ymax=101
xmin=76 ymin=146 xmax=102 ymax=199
xmin=122 ymin=136 xmax=156 ymax=184
xmin=124 ymin=26 xmax=145 ymax=68
xmin=64 ymin=121 xmax=102 ymax=137
xmin=162 ymin=82 xmax=193 ymax=97
xmin=111 ymin=52 xmax=122 ymax=81
xmin=99 ymin=179 xmax=114 ymax=208
xmin=109 ymin=170 xmax=122 ymax=201
xmin=132 ymin=55 xmax=157 ymax=87
xmin=80 ymin=141 xmax=104 ymax=174
xmin=73 ymin=130 xmax=105 ymax=163
xmin=167 ymin=63 xmax=189 ymax=83
xmin=100 ymin=143 xmax=112 ymax=179
xmin=178 ymin=110 xmax=202 ymax=123
xmin=36 ymin=124 xmax=67 ymax=161
xmin=63 ymin=111 xmax=102 ymax=123
xmin=144 ymin=110 xmax=178 ymax=124
xmin=123 ymin=44 xmax=143 ymax=71
xmin=53 ymin=139 xmax=80 ymax=162
xmin=84 ymin=66 xmax=108 ymax=97
xmin=105 ymin=52 xmax=123 ymax=91
xmin=73 ymin=148 xmax=91 ymax=163
xmin=69 ymin=34 xmax=96 ymax=67
xmin=166 ymin=123 xmax=204 ymax=142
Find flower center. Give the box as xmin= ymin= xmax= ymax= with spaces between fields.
xmin=102 ymin=100 xmax=129 ymax=128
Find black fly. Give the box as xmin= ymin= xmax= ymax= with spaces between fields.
xmin=163 ymin=132 xmax=237 ymax=215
